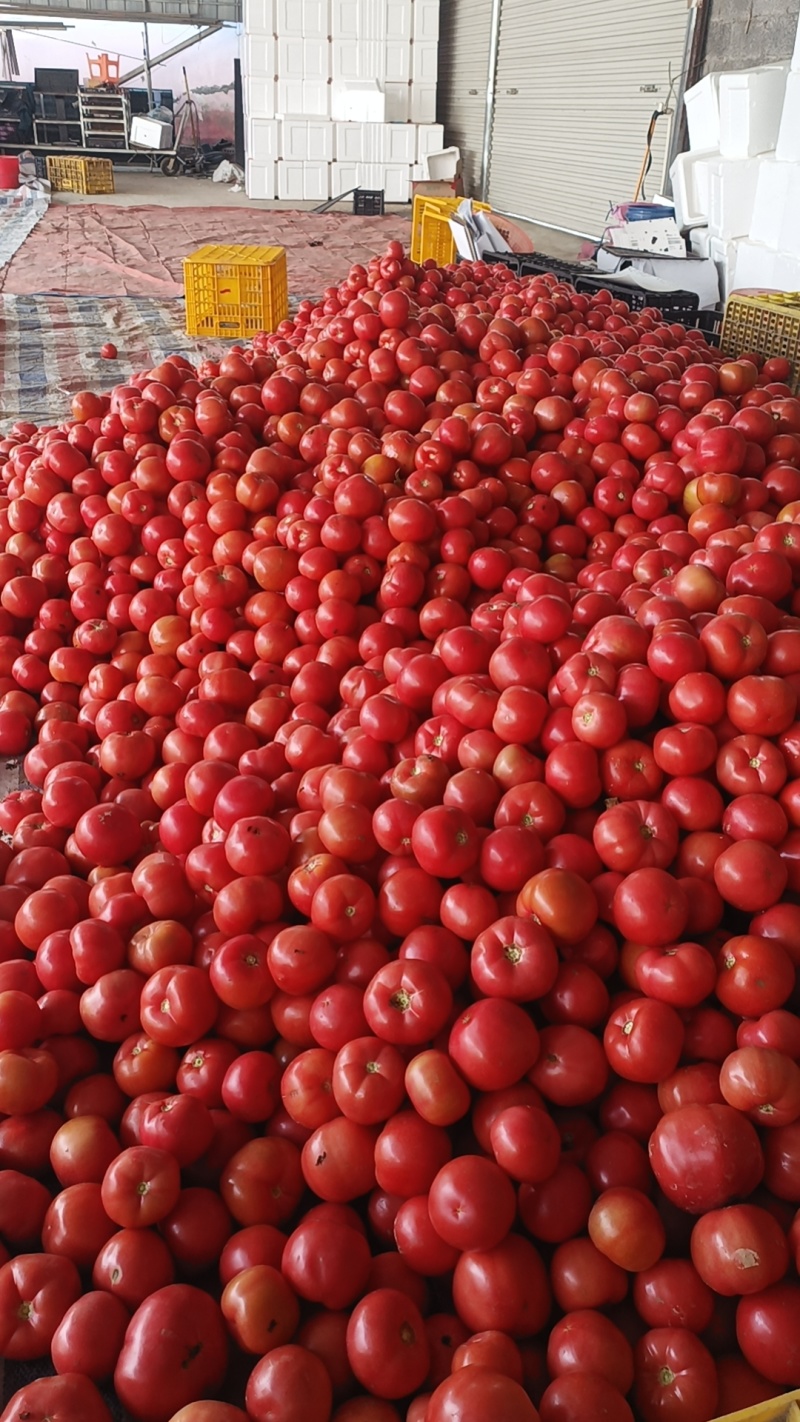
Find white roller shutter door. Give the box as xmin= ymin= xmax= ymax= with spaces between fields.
xmin=488 ymin=0 xmax=689 ymax=236
xmin=437 ymin=0 xmax=493 ymax=199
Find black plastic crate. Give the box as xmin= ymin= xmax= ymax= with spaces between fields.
xmin=353 ymin=188 xmax=384 ymax=215
xmin=519 ymin=253 xmax=587 ymax=283
xmin=694 ymin=305 xmax=723 ymax=346
xmin=481 ymin=250 xmax=522 ymax=273
xmin=456 ymin=251 xmax=523 ymax=273
xmin=574 ymin=273 xmax=699 ymax=322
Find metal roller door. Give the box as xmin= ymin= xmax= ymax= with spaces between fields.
xmin=437 ymin=0 xmax=493 ymax=200
xmin=488 ymin=0 xmax=689 ymax=237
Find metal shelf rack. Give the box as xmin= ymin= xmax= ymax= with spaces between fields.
xmin=77 ymin=89 xmax=131 ymax=150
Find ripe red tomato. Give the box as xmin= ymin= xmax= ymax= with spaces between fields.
xmin=114 ymin=1284 xmax=228 ymax=1422
xmin=0 ymin=1374 xmax=113 ymax=1422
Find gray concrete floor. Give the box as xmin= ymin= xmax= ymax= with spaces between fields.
xmin=50 ymin=168 xmax=584 ymax=259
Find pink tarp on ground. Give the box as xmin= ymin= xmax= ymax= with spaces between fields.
xmin=0 ymin=203 xmax=412 ymax=298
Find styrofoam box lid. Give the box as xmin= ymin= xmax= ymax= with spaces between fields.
xmin=684 ymin=72 xmax=722 ymax=150
xmin=426 ymin=147 xmax=460 ymax=180
xmin=684 ymin=73 xmax=721 ymax=108
xmin=669 ymin=147 xmax=717 ymax=226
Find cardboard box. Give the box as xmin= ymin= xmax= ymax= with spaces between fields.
xmin=412 ymin=176 xmax=465 ymax=199
xmin=607 ymin=217 xmax=686 ymax=257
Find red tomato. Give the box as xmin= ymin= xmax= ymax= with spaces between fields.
xmin=0 ymin=1252 xmax=81 ymax=1359
xmin=0 ymin=1374 xmax=113 ymax=1422
xmin=634 ymin=1328 xmax=718 ymax=1422
xmin=114 ymin=1284 xmax=229 ymax=1422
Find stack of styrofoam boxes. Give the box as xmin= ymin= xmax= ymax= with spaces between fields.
xmin=243 ymin=0 xmax=442 ymax=204
xmin=243 ymin=0 xmax=278 ymax=200
xmin=674 ymin=53 xmax=800 ymax=298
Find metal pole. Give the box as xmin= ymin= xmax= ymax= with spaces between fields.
xmin=491 ymin=206 xmax=602 ymax=245
xmin=479 ymin=0 xmax=503 ymax=202
xmin=142 ymin=23 xmax=154 ymax=110
xmin=117 ymin=22 xmax=223 ymax=85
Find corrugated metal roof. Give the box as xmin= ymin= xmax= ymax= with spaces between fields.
xmin=0 ymin=0 xmax=240 ymax=22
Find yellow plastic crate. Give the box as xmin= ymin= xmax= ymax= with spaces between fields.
xmin=184 ymin=243 xmax=289 ymax=339
xmin=46 ymin=156 xmax=114 ymax=195
xmin=721 ymin=290 xmax=800 ymax=392
xmin=410 ymin=195 xmax=491 ymax=265
xmin=711 ymin=1386 xmax=800 ymax=1422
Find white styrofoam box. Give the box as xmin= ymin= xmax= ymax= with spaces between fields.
xmin=707 ymin=156 xmax=759 ymax=239
xmin=331 ymin=0 xmax=356 ymax=36
xmin=280 ymin=117 xmax=309 ymax=160
xmin=772 ymin=251 xmax=800 ymax=288
xmin=276 ymin=81 xmax=330 ymax=116
xmin=303 ymin=161 xmax=330 ymax=201
xmin=719 ymin=66 xmax=789 ymax=158
xmin=246 ymin=159 xmax=277 ymax=200
xmin=382 ymin=123 xmax=417 ymax=163
xmin=331 ymin=81 xmax=386 ymax=121
xmin=778 ymin=165 xmax=800 ymax=258
xmin=385 ymin=38 xmax=411 ymax=82
xmin=247 ymin=117 xmax=279 ymax=162
xmin=244 ymin=0 xmax=274 ymax=31
xmin=276 ymin=37 xmax=330 ymax=115
xmin=733 ymin=239 xmax=781 ymax=291
xmin=334 ymin=123 xmax=364 ymax=161
xmin=669 ymin=148 xmax=716 ymax=226
xmin=277 ymin=160 xmax=305 ymax=201
xmin=332 ymin=39 xmax=384 ymax=81
xmin=412 ymin=41 xmax=438 ymax=85
xmin=275 ymin=0 xmax=329 ymax=36
xmin=278 ymin=36 xmax=329 ymax=81
xmin=417 ymin=123 xmax=444 ymax=162
xmin=130 ymin=116 xmax=173 ymax=150
xmin=280 ymin=119 xmax=334 ymax=161
xmin=750 ymin=157 xmax=792 ymax=248
xmin=709 ymin=235 xmax=739 ymax=298
xmin=331 ymin=160 xmax=361 ymax=194
xmin=409 ymin=84 xmax=437 ymax=123
xmin=690 ymin=228 xmax=711 ymax=259
xmin=382 ymin=163 xmax=411 ymax=202
xmin=332 ymin=0 xmax=387 ymax=40
xmin=339 ymin=162 xmax=410 ymax=202
xmin=387 ymin=0 xmax=413 ymax=42
xmin=384 ymin=83 xmax=411 ymax=122
xmin=245 ymin=78 xmax=276 ymax=119
xmin=684 ymin=73 xmax=722 ymax=153
xmin=333 ymin=122 xmax=414 ymax=163
xmin=306 ymin=120 xmax=334 ymax=161
xmin=777 ymin=71 xmax=800 ymax=161
xmin=413 ymin=0 xmax=440 ymax=41
xmin=276 ymin=159 xmax=329 ymax=201
xmin=245 ymin=34 xmax=276 ymax=78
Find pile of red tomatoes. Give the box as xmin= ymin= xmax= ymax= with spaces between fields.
xmin=0 ymin=240 xmax=800 ymax=1422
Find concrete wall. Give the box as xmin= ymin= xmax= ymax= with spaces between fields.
xmin=702 ymin=0 xmax=799 ymax=72
xmin=9 ymin=17 xmax=238 ymax=143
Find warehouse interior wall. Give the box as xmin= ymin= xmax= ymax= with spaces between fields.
xmin=5 ymin=14 xmax=237 ymax=142
xmin=702 ymin=0 xmax=800 ymax=71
